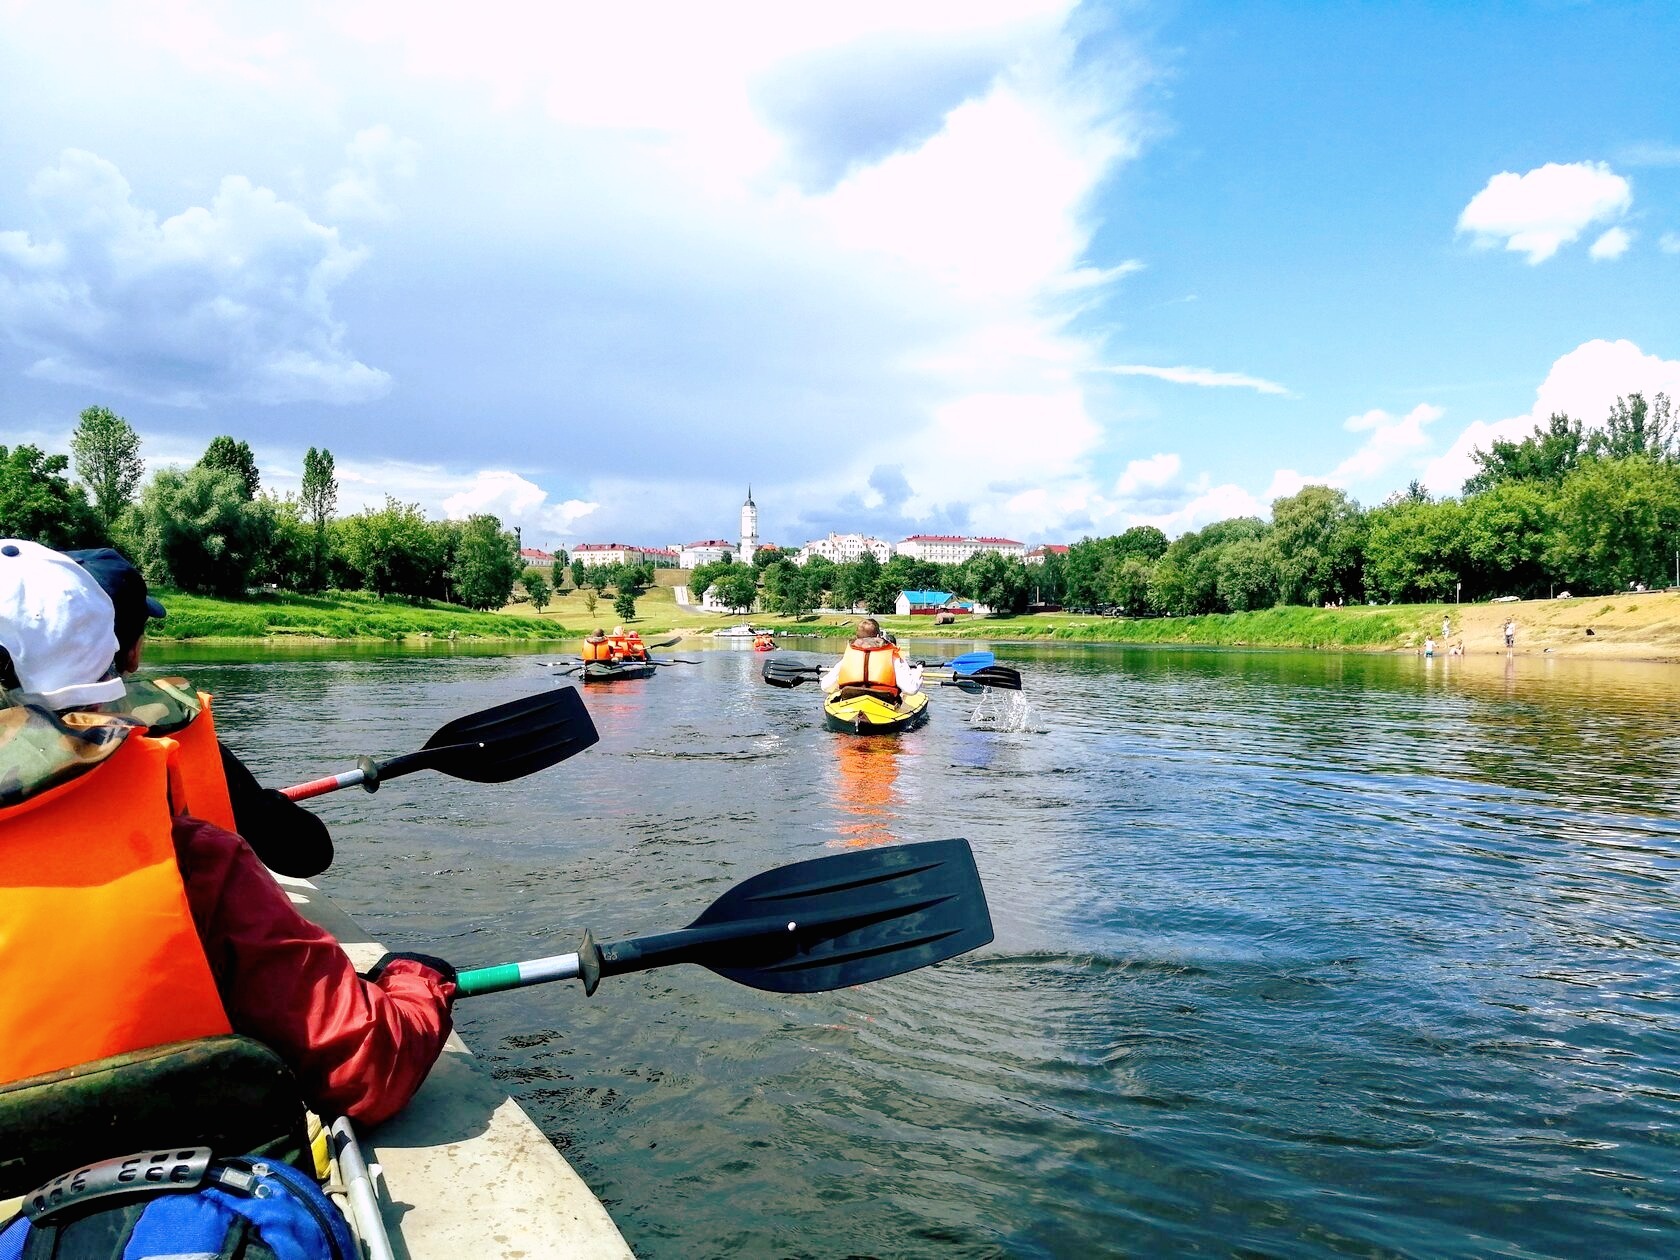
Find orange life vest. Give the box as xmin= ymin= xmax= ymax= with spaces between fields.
xmin=167 ymin=693 xmax=237 ymax=833
xmin=835 ymin=641 xmax=900 ymax=698
xmin=608 ymin=633 xmax=646 ymax=661
xmin=581 ymin=638 xmax=612 ymax=662
xmin=0 ymin=728 xmax=231 ymax=1085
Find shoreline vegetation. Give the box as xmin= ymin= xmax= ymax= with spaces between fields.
xmin=153 ymin=583 xmax=1680 ymax=662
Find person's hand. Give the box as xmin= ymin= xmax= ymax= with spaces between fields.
xmin=363 ymin=951 xmax=457 ymax=985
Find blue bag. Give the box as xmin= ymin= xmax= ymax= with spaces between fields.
xmin=0 ymin=1147 xmax=358 ymax=1260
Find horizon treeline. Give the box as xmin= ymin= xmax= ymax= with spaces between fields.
xmin=0 ymin=407 xmax=539 ymax=611
xmin=4 ymin=391 xmax=1674 ymax=619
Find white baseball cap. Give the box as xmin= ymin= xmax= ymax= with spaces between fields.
xmin=0 ymin=538 xmax=127 ymax=709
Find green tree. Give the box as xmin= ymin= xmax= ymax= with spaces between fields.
xmin=522 ymin=568 xmax=552 ymax=611
xmin=197 ymin=436 xmax=260 ymax=499
xmin=300 ymin=446 xmax=337 ymax=591
xmin=449 ymin=514 xmax=522 ymax=610
xmin=801 ymin=555 xmax=835 ymax=606
xmin=569 ymin=558 xmax=586 ymax=590
xmin=1113 ymin=525 xmax=1169 ymax=562
xmin=956 ymin=551 xmax=1029 ymax=614
xmin=831 ymin=551 xmax=880 ymax=611
xmin=261 ymin=495 xmax=315 ymax=591
xmin=1215 ymin=537 xmax=1282 ymax=611
xmin=131 ymin=465 xmax=275 ymax=596
xmin=70 ymin=405 xmax=144 ymax=533
xmin=1270 ymin=485 xmax=1365 ymax=606
xmin=1150 ymin=517 xmax=1269 ymax=615
xmin=0 ymin=444 xmax=100 ymax=547
xmin=1106 ymin=556 xmax=1154 ymax=613
xmin=1464 ymin=413 xmax=1587 ymax=494
xmin=1549 ymin=456 xmax=1680 ymax=592
xmin=1461 ymin=481 xmax=1556 ymax=599
xmin=1362 ymin=498 xmax=1466 ymax=602
xmin=761 ymin=559 xmax=815 ymax=618
xmin=613 ymin=589 xmax=638 ymax=621
xmin=711 ymin=566 xmax=760 ymax=612
xmin=582 ymin=589 xmax=599 ymax=616
xmin=337 ymin=497 xmax=443 ymax=599
xmin=1592 ymin=392 xmax=1675 ymax=462
xmin=689 ymin=560 xmax=730 ymax=604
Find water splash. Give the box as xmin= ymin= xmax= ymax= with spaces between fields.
xmin=968 ymin=689 xmax=1043 ymax=732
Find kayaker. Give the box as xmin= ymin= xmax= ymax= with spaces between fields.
xmin=67 ymin=546 xmax=333 ymax=877
xmin=581 ymin=627 xmax=612 ymax=662
xmin=820 ymin=618 xmax=923 ymax=699
xmin=0 ymin=539 xmax=455 ymax=1127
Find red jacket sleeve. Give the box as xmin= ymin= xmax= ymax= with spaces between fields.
xmin=173 ymin=816 xmax=455 ymax=1127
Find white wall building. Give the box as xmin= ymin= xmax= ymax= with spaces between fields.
xmin=739 ymin=487 xmax=759 ymax=565
xmin=680 ymin=539 xmax=734 ymax=568
xmin=1024 ymin=544 xmax=1069 ymax=566
xmin=795 ymin=532 xmax=893 ymax=565
xmin=573 ymin=543 xmax=652 ymax=567
xmin=897 ymin=535 xmax=1027 ymax=564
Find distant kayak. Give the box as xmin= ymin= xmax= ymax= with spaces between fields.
xmin=823 ymin=689 xmax=930 ymax=735
xmin=582 ymin=660 xmax=657 ymax=683
xmin=753 ymin=635 xmax=777 ymax=652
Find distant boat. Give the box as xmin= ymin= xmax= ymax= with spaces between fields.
xmin=711 ymin=624 xmax=762 ymax=639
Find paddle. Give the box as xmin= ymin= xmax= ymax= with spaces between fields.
xmin=762 ymin=660 xmax=824 ymax=688
xmin=454 ymin=838 xmax=993 ymax=998
xmin=917 ymin=651 xmax=995 ymax=675
xmin=279 ymin=688 xmax=599 ymax=801
xmin=928 ymin=665 xmax=1022 ymax=692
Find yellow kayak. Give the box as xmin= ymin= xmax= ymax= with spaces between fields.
xmin=822 ymin=689 xmax=930 ymax=735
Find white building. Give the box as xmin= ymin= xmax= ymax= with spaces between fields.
xmin=573 ymin=543 xmax=653 ymax=567
xmin=680 ymin=539 xmax=734 ymax=568
xmin=795 ymin=532 xmax=893 ymax=565
xmin=1024 ymin=544 xmax=1069 ymax=566
xmin=739 ymin=486 xmax=758 ymax=565
xmin=897 ymin=535 xmax=1027 ymax=564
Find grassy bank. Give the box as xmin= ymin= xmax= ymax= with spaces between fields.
xmin=150 ymin=589 xmax=567 ymax=641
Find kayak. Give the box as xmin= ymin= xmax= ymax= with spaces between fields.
xmin=823 ymin=689 xmax=930 ymax=735
xmin=752 ymin=639 xmax=776 ymax=652
xmin=283 ymin=876 xmax=634 ymax=1258
xmin=581 ymin=660 xmax=657 ymax=682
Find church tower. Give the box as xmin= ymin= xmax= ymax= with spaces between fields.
xmin=739 ymin=485 xmax=758 ymax=565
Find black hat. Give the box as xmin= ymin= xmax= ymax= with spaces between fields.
xmin=64 ymin=548 xmax=166 ymax=651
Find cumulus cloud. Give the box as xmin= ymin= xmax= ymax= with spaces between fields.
xmin=1457 ymin=161 xmax=1631 ymax=264
xmin=1329 ymin=403 xmax=1444 ymax=484
xmin=1422 ymin=339 xmax=1680 ymax=495
xmin=0 ymin=149 xmax=388 ymax=406
xmin=1589 ymin=226 xmax=1632 ymax=260
xmin=1115 ymin=452 xmax=1181 ymax=495
xmin=324 ymin=124 xmax=421 ymax=222
xmin=1098 ymin=363 xmax=1291 ymax=395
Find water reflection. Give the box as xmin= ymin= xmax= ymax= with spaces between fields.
xmin=826 ymin=734 xmax=909 ymax=849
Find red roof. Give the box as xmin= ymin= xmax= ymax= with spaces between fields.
xmin=519 ymin=547 xmax=555 ymax=560
xmin=575 ymin=543 xmax=644 ymax=552
xmin=1029 ymin=544 xmax=1069 ymax=554
xmin=683 ymin=539 xmax=734 ymax=548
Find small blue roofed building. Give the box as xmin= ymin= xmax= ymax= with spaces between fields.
xmin=895 ymin=590 xmax=980 ymax=616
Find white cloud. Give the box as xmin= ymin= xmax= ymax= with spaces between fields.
xmin=1457 ymin=161 xmax=1631 ymax=264
xmin=1422 ymin=338 xmax=1680 ymax=495
xmin=1099 ymin=363 xmax=1291 ymax=395
xmin=1115 ymin=452 xmax=1180 ymax=494
xmin=1589 ymin=226 xmax=1632 ymax=260
xmin=440 ymin=470 xmax=598 ymax=538
xmin=1329 ymin=403 xmax=1444 ymax=484
xmin=1661 ymin=232 xmax=1680 ymax=254
xmin=324 ymin=125 xmax=421 ymax=222
xmin=0 ymin=149 xmax=387 ymax=406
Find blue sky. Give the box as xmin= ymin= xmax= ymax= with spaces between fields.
xmin=2 ymin=1 xmax=1677 ymax=551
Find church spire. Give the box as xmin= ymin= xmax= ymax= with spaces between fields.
xmin=745 ymin=484 xmax=754 ymax=507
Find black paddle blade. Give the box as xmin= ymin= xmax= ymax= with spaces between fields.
xmin=967 ymin=665 xmax=1022 ymax=690
xmin=763 ymin=660 xmax=819 ymax=688
xmin=594 ymin=839 xmax=993 ymax=993
xmin=393 ymin=688 xmax=599 ymax=783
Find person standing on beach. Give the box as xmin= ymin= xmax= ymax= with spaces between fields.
xmin=1424 ymin=636 xmax=1435 ymax=658
xmin=1504 ymin=618 xmax=1516 ymax=649
xmin=1442 ymin=614 xmax=1451 ymax=639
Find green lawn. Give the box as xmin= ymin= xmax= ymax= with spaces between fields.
xmin=150 ymin=588 xmax=567 ymax=641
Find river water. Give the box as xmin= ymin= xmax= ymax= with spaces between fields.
xmin=152 ymin=639 xmax=1680 ymax=1259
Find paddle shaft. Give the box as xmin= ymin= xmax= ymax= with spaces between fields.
xmin=280 ymin=743 xmax=481 ymax=801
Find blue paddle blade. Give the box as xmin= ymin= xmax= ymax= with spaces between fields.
xmin=946 ymin=652 xmax=995 ymax=675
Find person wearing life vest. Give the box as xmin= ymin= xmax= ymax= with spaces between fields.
xmin=0 ymin=540 xmax=453 ymax=1126
xmin=819 ymin=618 xmax=923 ymax=701
xmin=608 ymin=625 xmax=647 ymax=661
xmin=581 ymin=628 xmax=612 ymax=662
xmin=66 ymin=547 xmax=333 ymax=878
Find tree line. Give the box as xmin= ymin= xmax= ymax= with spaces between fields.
xmin=0 ymin=407 xmax=538 ymax=611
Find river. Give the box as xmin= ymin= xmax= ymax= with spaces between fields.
xmin=152 ymin=639 xmax=1680 ymax=1258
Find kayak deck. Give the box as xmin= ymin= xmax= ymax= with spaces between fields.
xmin=823 ymin=689 xmax=930 ymax=735
xmin=281 ymin=876 xmax=632 ymax=1259
xmin=581 ymin=660 xmax=657 ymax=682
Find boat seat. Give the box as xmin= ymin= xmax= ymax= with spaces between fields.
xmin=0 ymin=1035 xmax=311 ymax=1199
